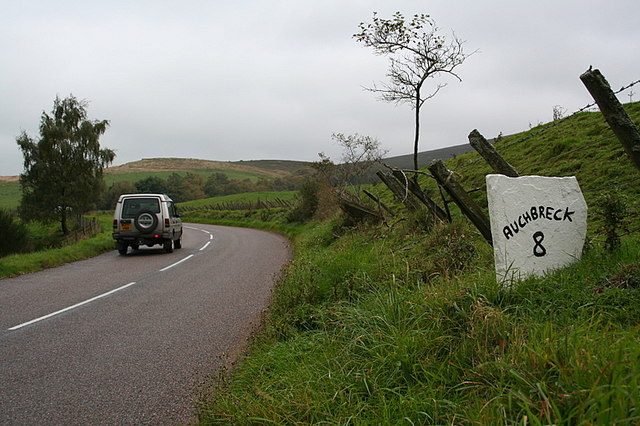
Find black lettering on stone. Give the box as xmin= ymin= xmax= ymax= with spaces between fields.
xmin=563 ymin=207 xmax=575 ymax=222
xmin=546 ymin=207 xmax=554 ymax=220
xmin=501 ymin=205 xmax=578 ymax=241
xmin=533 ymin=231 xmax=546 ymax=257
xmin=510 ymin=222 xmax=520 ymax=235
xmin=518 ymin=215 xmax=527 ymax=228
xmin=503 ymin=226 xmax=513 ymax=240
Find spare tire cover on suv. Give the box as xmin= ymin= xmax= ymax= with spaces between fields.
xmin=134 ymin=209 xmax=158 ymax=232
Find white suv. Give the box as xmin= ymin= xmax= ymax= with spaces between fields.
xmin=112 ymin=193 xmax=183 ymax=255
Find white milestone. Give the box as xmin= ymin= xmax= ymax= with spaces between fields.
xmin=486 ymin=174 xmax=588 ymax=284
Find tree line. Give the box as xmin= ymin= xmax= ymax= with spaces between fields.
xmin=99 ymin=172 xmax=304 ymax=210
xmin=14 ymin=95 xmax=307 ymax=237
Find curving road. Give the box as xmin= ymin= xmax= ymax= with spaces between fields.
xmin=0 ymin=224 xmax=291 ymax=425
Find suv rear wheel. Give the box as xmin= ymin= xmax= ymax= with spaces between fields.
xmin=134 ymin=209 xmax=158 ymax=233
xmin=117 ymin=242 xmax=128 ymax=255
xmin=163 ymin=238 xmax=173 ymax=253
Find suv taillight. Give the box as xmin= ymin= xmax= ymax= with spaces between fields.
xmin=164 ymin=218 xmax=170 ymax=228
xmin=113 ymin=219 xmax=118 ymax=230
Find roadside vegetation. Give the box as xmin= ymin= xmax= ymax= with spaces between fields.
xmin=199 ymin=221 xmax=639 ymax=424
xmin=0 ymin=214 xmax=113 ymax=279
xmin=0 ymin=95 xmax=117 ymax=277
xmin=196 ymin=103 xmax=640 ymax=424
xmin=0 ymin=95 xmax=308 ymax=272
xmin=2 ymin=90 xmax=638 ymax=423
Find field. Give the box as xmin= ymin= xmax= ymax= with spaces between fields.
xmin=104 ymin=169 xmax=261 ymax=185
xmin=178 ymin=190 xmax=296 ymax=209
xmin=0 ymin=181 xmax=20 ymax=210
xmin=105 ymin=157 xmax=311 ymax=179
xmin=1 ymin=157 xmax=312 ymax=211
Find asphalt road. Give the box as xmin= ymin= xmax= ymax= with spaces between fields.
xmin=0 ymin=224 xmax=291 ymax=425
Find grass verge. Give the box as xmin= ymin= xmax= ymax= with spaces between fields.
xmin=197 ymin=217 xmax=640 ymax=424
xmin=0 ymin=215 xmax=114 ymax=279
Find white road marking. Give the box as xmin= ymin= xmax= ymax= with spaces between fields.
xmin=8 ymin=281 xmax=137 ymax=331
xmin=185 ymin=225 xmax=213 ymax=246
xmin=159 ymin=254 xmax=194 ymax=272
xmin=8 ymin=226 xmax=212 ymax=331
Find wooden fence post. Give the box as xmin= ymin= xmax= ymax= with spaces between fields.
xmin=468 ymin=129 xmax=520 ymax=177
xmin=580 ymin=68 xmax=640 ymax=170
xmin=376 ymin=171 xmax=423 ymax=212
xmin=363 ymin=189 xmax=396 ymax=216
xmin=338 ymin=197 xmax=384 ymax=222
xmin=428 ymin=160 xmax=493 ymax=245
xmin=389 ymin=169 xmax=449 ymax=222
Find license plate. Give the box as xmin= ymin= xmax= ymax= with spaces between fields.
xmin=121 ymin=223 xmax=132 ymax=231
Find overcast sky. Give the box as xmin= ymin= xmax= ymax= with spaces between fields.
xmin=2 ymin=0 xmax=639 ymax=176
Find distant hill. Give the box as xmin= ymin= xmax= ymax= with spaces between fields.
xmin=1 ymin=146 xmax=476 ymax=183
xmin=0 ymin=146 xmax=480 ymax=210
xmin=383 ymin=143 xmax=476 ymax=169
xmin=105 ymin=157 xmax=314 ymax=179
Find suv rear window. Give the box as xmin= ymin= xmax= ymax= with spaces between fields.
xmin=122 ymin=198 xmax=161 ymax=219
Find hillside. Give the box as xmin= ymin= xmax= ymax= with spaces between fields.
xmin=383 ymin=142 xmax=475 ymax=169
xmin=105 ymin=157 xmax=314 ymax=179
xmin=0 ymin=146 xmax=477 ymax=210
xmin=197 ymin=102 xmax=640 ymax=424
xmin=2 ymin=99 xmax=639 ymax=423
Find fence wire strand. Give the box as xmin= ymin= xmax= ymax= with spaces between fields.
xmin=453 ymin=77 xmax=640 ymax=173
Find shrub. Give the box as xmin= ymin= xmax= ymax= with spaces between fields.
xmin=287 ymin=178 xmax=320 ymax=223
xmin=423 ymin=220 xmax=478 ymax=279
xmin=0 ymin=210 xmax=32 ymax=257
xmin=593 ymin=190 xmax=629 ymax=251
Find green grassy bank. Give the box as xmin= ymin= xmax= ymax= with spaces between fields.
xmin=198 ymin=218 xmax=640 ymax=424
xmin=196 ymin=103 xmax=640 ymax=424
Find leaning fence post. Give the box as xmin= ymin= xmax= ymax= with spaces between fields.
xmin=376 ymin=171 xmax=423 ymax=212
xmin=468 ymin=129 xmax=520 ymax=177
xmin=389 ymin=169 xmax=449 ymax=222
xmin=363 ymin=189 xmax=396 ymax=217
xmin=580 ymin=68 xmax=640 ymax=170
xmin=428 ymin=159 xmax=493 ymax=245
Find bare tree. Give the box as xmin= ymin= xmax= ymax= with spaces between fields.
xmin=354 ymin=12 xmax=472 ymax=173
xmin=317 ymin=132 xmax=387 ymax=199
xmin=553 ymin=105 xmax=567 ymax=121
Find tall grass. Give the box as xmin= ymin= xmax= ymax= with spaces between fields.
xmin=197 ymin=99 xmax=640 ymax=426
xmin=199 ymin=219 xmax=640 ymax=424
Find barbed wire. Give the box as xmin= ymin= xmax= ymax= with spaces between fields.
xmin=452 ymin=77 xmax=639 ymax=173
xmin=616 ymin=79 xmax=640 ymax=94
xmin=454 ymin=134 xmax=615 ymax=189
xmin=589 ymin=225 xmax=640 ymax=244
xmin=583 ymin=175 xmax=640 ymax=193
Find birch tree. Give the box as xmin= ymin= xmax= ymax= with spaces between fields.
xmin=354 ymin=12 xmax=471 ymax=173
